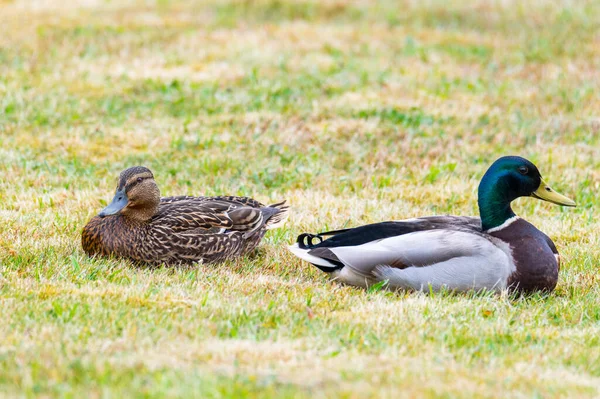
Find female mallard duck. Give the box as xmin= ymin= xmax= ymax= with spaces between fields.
xmin=82 ymin=166 xmax=289 ymax=265
xmin=289 ymin=156 xmax=575 ymax=293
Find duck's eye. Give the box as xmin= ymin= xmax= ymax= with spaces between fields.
xmin=518 ymin=166 xmax=528 ymax=175
xmin=137 ymin=177 xmax=143 ymax=183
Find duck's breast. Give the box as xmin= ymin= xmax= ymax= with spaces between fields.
xmin=489 ymin=218 xmax=559 ymax=292
xmin=82 ymin=215 xmax=136 ymax=257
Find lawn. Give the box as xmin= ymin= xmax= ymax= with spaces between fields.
xmin=1 ymin=0 xmax=599 ymax=397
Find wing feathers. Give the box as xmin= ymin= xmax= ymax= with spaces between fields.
xmin=154 ymin=197 xmax=288 ymax=234
xmin=329 ymin=230 xmax=500 ymax=274
xmin=290 ymin=223 xmax=514 ymax=292
xmin=149 ymin=195 xmax=287 ymax=263
xmin=307 ymin=216 xmax=482 ymax=249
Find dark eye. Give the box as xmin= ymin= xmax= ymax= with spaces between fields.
xmin=137 ymin=177 xmax=143 ymax=183
xmin=518 ymin=166 xmax=528 ymax=175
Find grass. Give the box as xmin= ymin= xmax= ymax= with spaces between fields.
xmin=1 ymin=0 xmax=599 ymax=397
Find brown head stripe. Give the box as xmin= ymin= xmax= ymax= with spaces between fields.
xmin=117 ymin=166 xmax=154 ymax=191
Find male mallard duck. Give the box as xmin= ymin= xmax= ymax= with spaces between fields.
xmin=289 ymin=156 xmax=575 ymax=293
xmin=82 ymin=166 xmax=289 ymax=265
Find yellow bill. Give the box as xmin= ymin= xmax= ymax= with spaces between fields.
xmin=531 ymin=178 xmax=576 ymax=207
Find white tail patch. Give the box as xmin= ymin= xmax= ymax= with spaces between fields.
xmin=287 ymin=243 xmax=338 ymax=270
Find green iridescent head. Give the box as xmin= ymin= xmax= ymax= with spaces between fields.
xmin=477 ymin=156 xmax=575 ymax=231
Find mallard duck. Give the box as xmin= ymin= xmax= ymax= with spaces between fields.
xmin=289 ymin=156 xmax=576 ymax=293
xmin=82 ymin=166 xmax=289 ymax=265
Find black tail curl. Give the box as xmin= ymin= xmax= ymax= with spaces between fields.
xmin=297 ymin=233 xmax=324 ymax=249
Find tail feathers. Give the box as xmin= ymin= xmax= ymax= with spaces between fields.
xmin=288 ymin=243 xmax=341 ymax=272
xmin=264 ymin=200 xmax=289 ymax=230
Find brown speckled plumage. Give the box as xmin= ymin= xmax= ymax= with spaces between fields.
xmin=82 ymin=167 xmax=289 ymax=265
